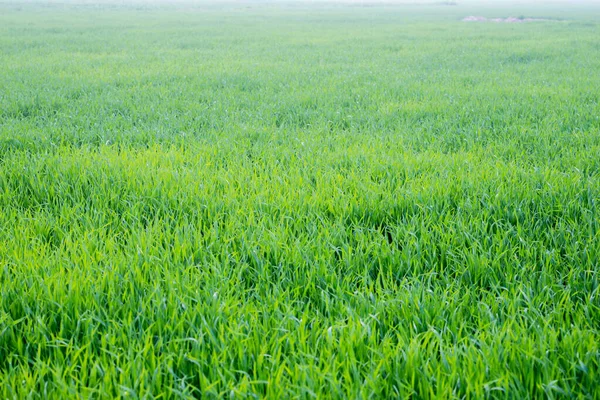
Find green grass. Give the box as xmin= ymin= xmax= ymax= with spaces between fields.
xmin=0 ymin=0 xmax=599 ymax=398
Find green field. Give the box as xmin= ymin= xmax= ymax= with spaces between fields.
xmin=1 ymin=0 xmax=599 ymax=397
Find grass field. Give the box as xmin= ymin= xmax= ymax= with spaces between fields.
xmin=1 ymin=0 xmax=599 ymax=397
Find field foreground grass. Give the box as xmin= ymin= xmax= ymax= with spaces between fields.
xmin=0 ymin=0 xmax=599 ymax=398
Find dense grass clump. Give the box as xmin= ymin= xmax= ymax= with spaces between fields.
xmin=0 ymin=0 xmax=599 ymax=398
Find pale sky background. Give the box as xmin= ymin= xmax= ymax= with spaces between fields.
xmin=3 ymin=0 xmax=599 ymax=3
